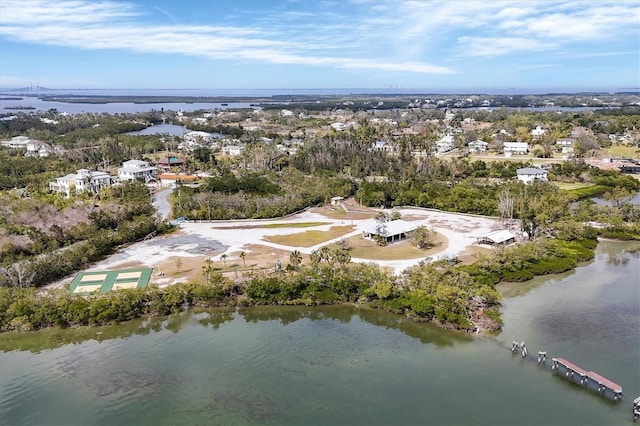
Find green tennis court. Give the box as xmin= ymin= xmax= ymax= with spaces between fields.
xmin=69 ymin=268 xmax=153 ymax=294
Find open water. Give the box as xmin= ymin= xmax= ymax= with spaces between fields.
xmin=0 ymin=240 xmax=638 ymax=425
xmin=0 ymin=88 xmax=622 ymax=115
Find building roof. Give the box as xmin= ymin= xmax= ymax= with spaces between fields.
xmin=504 ymin=142 xmax=529 ymax=147
xmin=361 ymin=219 xmax=418 ymax=237
xmin=122 ymin=159 xmax=149 ymax=166
xmin=184 ymin=130 xmax=212 ymax=137
xmin=478 ymin=229 xmax=516 ymax=244
xmin=118 ymin=166 xmax=156 ymax=173
xmin=516 ymin=167 xmax=547 ymax=175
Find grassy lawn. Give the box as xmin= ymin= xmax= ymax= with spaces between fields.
xmin=263 ymin=225 xmax=355 ymax=247
xmin=555 ymin=182 xmax=595 ymax=190
xmin=213 ymin=222 xmax=329 ymax=230
xmin=604 ymin=146 xmax=640 ymax=159
xmin=257 ymin=222 xmax=328 ymax=229
xmin=310 ymin=206 xmax=376 ymax=220
xmin=333 ymin=232 xmax=448 ymax=261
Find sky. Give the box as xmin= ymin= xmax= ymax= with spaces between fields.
xmin=0 ymin=0 xmax=639 ymax=92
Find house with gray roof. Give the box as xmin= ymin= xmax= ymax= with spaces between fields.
xmin=361 ymin=219 xmax=418 ymax=244
xmin=516 ymin=167 xmax=548 ymax=184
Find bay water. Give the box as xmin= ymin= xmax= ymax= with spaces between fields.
xmin=0 ymin=239 xmax=638 ymax=425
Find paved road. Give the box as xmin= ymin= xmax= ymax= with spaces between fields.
xmin=152 ymin=188 xmax=173 ymax=219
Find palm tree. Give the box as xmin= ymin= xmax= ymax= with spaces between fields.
xmin=289 ymin=250 xmax=302 ymax=267
xmin=220 ymin=253 xmax=227 ymax=268
xmin=239 ymin=251 xmax=246 ymax=268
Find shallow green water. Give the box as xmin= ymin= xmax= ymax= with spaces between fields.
xmin=1 ymin=240 xmax=638 ymax=425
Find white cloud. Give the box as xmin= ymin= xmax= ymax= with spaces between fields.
xmin=0 ymin=0 xmax=454 ymax=75
xmin=1 ymin=0 xmax=637 ymax=73
xmin=457 ymin=37 xmax=558 ymax=57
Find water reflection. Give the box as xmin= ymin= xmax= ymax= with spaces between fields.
xmin=0 ymin=305 xmax=469 ymax=353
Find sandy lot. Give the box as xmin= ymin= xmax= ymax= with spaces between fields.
xmin=50 ymin=203 xmax=503 ymax=289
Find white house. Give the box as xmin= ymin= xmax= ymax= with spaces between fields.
xmin=468 ymin=140 xmax=488 ymax=152
xmin=371 ymin=140 xmax=394 ymax=152
xmin=530 ymin=126 xmax=546 ymax=139
xmin=436 ymin=135 xmax=455 ymax=152
xmin=117 ymin=160 xmax=156 ymax=183
xmin=516 ymin=167 xmax=548 ymax=184
xmin=1 ymin=135 xmax=30 ymax=149
xmin=49 ymin=169 xmax=113 ymax=197
xmin=221 ymin=145 xmax=244 ymax=156
xmin=503 ymin=142 xmax=529 ymax=157
xmin=555 ymin=138 xmax=575 ymax=154
xmin=184 ymin=130 xmax=213 ymax=144
xmin=25 ymin=140 xmax=54 ymax=157
xmin=330 ymin=122 xmax=345 ymax=131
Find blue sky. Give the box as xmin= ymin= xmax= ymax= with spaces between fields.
xmin=0 ymin=0 xmax=638 ymax=91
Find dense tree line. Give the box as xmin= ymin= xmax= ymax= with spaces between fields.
xmin=0 ymin=229 xmax=598 ymax=333
xmin=172 ymin=168 xmax=355 ymax=220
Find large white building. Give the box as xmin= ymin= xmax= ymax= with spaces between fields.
xmin=516 ymin=167 xmax=548 ymax=184
xmin=49 ymin=169 xmax=113 ymax=197
xmin=117 ymin=160 xmax=156 ymax=183
xmin=503 ymin=142 xmax=529 ymax=157
xmin=1 ymin=135 xmax=30 ymax=149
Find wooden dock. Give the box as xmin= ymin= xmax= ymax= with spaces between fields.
xmin=552 ymin=357 xmax=623 ymax=400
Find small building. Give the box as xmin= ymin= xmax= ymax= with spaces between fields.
xmin=516 ymin=167 xmax=548 ymax=184
xmin=330 ymin=196 xmax=344 ymax=206
xmin=503 ymin=142 xmax=528 ymax=157
xmin=468 ymin=140 xmax=488 ymax=152
xmin=361 ymin=219 xmax=418 ymax=244
xmin=476 ymin=229 xmax=516 ymax=245
xmin=118 ymin=160 xmax=156 ymax=183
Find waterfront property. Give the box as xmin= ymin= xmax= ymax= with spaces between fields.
xmin=69 ymin=268 xmax=153 ymax=293
xmin=361 ymin=219 xmax=418 ymax=244
xmin=476 ymin=229 xmax=516 ymax=245
xmin=516 ymin=167 xmax=549 ymax=184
